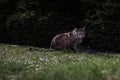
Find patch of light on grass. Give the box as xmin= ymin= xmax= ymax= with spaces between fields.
xmin=39 ymin=56 xmax=49 ymax=62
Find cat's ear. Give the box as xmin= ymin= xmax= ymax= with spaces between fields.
xmin=74 ymin=27 xmax=77 ymax=30
xmin=82 ymin=25 xmax=86 ymax=31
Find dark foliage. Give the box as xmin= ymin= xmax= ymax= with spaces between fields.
xmin=0 ymin=0 xmax=120 ymax=52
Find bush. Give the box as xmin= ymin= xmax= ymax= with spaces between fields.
xmin=0 ymin=0 xmax=120 ymax=52
xmin=84 ymin=0 xmax=120 ymax=52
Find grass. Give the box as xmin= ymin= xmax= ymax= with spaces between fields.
xmin=0 ymin=44 xmax=120 ymax=80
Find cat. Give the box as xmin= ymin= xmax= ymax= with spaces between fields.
xmin=50 ymin=26 xmax=85 ymax=52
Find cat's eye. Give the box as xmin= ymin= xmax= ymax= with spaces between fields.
xmin=73 ymin=31 xmax=76 ymax=34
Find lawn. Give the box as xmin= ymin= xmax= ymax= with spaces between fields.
xmin=0 ymin=44 xmax=120 ymax=80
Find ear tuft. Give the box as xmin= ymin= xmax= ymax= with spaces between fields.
xmin=82 ymin=25 xmax=86 ymax=31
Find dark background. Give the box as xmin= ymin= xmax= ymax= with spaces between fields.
xmin=0 ymin=0 xmax=120 ymax=52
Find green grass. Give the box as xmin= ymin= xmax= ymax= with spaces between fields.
xmin=0 ymin=44 xmax=120 ymax=80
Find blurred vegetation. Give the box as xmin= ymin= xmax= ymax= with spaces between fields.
xmin=0 ymin=44 xmax=120 ymax=80
xmin=0 ymin=0 xmax=120 ymax=51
